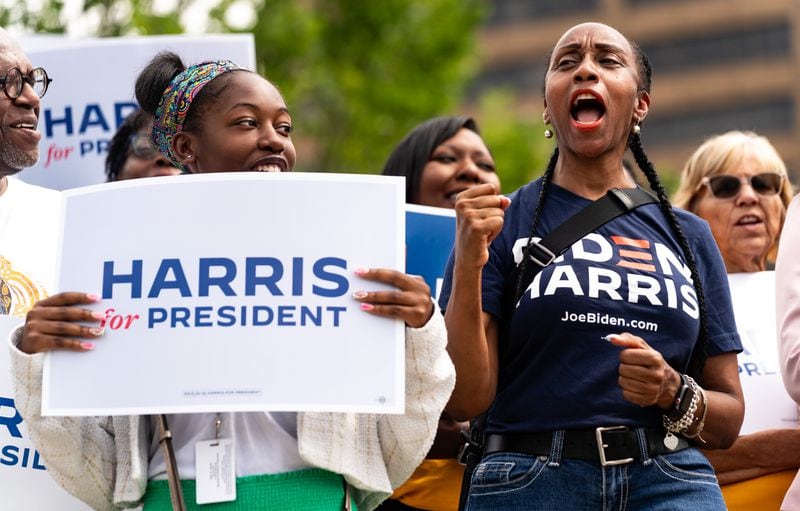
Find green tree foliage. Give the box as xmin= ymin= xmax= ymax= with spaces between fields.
xmin=0 ymin=0 xmax=65 ymax=33
xmin=3 ymin=0 xmax=554 ymax=184
xmin=210 ymin=0 xmax=487 ymax=173
xmin=1 ymin=0 xmax=186 ymax=36
xmin=473 ymin=88 xmax=553 ymax=194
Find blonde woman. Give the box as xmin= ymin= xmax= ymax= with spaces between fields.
xmin=673 ymin=130 xmax=792 ymax=272
xmin=674 ymin=130 xmax=798 ymax=510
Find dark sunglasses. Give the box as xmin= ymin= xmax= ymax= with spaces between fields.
xmin=129 ymin=133 xmax=161 ymax=159
xmin=699 ymin=172 xmax=784 ymax=199
xmin=0 ymin=67 xmax=52 ymax=100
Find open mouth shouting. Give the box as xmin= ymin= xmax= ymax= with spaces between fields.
xmin=570 ymin=90 xmax=606 ymax=131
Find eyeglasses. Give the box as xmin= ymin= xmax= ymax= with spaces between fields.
xmin=699 ymin=172 xmax=784 ymax=199
xmin=0 ymin=67 xmax=52 ymax=100
xmin=129 ymin=133 xmax=161 ymax=159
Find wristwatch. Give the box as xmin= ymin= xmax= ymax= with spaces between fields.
xmin=667 ymin=373 xmax=694 ymax=420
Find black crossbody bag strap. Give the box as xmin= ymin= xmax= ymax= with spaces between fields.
xmin=506 ymin=186 xmax=657 ymax=309
xmin=457 ymin=187 xmax=657 ymax=511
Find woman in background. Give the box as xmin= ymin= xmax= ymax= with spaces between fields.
xmin=380 ymin=116 xmax=499 ymax=510
xmin=673 ymin=131 xmax=792 ymax=273
xmin=105 ymin=108 xmax=179 ymax=181
xmin=674 ymin=130 xmax=798 ymax=510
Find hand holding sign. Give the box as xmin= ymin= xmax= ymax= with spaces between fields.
xmin=352 ymin=268 xmax=433 ymax=328
xmin=21 ymin=292 xmax=104 ymax=354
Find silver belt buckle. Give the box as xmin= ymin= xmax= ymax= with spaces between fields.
xmin=595 ymin=426 xmax=635 ymax=467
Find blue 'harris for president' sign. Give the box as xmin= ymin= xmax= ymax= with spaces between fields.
xmin=406 ymin=205 xmax=456 ymax=302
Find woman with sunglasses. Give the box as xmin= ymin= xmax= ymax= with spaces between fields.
xmin=105 ymin=108 xmax=179 ymax=181
xmin=674 ymin=130 xmax=792 ymax=273
xmin=674 ymin=130 xmax=797 ymax=510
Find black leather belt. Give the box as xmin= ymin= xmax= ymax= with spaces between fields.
xmin=484 ymin=426 xmax=689 ymax=466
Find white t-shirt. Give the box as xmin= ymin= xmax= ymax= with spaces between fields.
xmin=0 ymin=177 xmax=61 ymax=317
xmin=147 ymin=412 xmax=310 ymax=480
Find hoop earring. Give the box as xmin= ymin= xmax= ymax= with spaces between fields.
xmin=544 ymin=129 xmax=553 ymax=139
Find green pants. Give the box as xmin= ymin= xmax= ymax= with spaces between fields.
xmin=143 ymin=468 xmax=357 ymax=510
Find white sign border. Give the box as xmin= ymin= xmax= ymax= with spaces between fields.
xmin=43 ymin=172 xmax=407 ymax=416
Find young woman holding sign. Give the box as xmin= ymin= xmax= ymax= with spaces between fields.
xmin=11 ymin=52 xmax=455 ymax=511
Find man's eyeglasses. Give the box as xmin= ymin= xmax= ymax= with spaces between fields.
xmin=0 ymin=67 xmax=52 ymax=100
xmin=129 ymin=133 xmax=162 ymax=160
xmin=699 ymin=172 xmax=785 ymax=199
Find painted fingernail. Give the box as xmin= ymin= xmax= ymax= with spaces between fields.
xmin=80 ymin=342 xmax=95 ymax=350
xmin=89 ymin=327 xmax=104 ymax=336
xmin=352 ymin=290 xmax=368 ymax=299
xmin=86 ymin=293 xmax=101 ymax=302
xmin=360 ymin=303 xmax=374 ymax=311
xmin=91 ymin=311 xmax=106 ymax=320
xmin=354 ymin=268 xmax=368 ymax=276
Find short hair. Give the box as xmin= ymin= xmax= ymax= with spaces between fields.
xmin=382 ymin=116 xmax=479 ymax=204
xmin=673 ymin=130 xmax=793 ymax=213
xmin=105 ymin=109 xmax=152 ymax=182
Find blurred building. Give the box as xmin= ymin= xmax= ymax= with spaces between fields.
xmin=473 ymin=0 xmax=800 ymax=180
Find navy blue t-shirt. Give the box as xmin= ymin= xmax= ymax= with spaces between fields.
xmin=439 ymin=179 xmax=741 ymax=434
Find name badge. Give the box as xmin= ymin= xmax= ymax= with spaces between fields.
xmin=195 ymin=438 xmax=236 ymax=504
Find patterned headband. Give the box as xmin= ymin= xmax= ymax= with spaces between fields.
xmin=152 ymin=60 xmax=241 ymax=172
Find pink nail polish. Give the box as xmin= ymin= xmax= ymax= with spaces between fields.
xmin=91 ymin=311 xmax=106 ymax=320
xmin=81 ymin=342 xmax=95 ymax=350
xmin=86 ymin=293 xmax=101 ymax=302
xmin=89 ymin=327 xmax=104 ymax=336
xmin=352 ymin=290 xmax=368 ymax=299
xmin=360 ymin=303 xmax=374 ymax=311
xmin=354 ymin=268 xmax=368 ymax=276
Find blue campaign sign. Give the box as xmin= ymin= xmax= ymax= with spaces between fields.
xmin=406 ymin=205 xmax=456 ymax=301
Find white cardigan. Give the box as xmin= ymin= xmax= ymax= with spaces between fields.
xmin=10 ymin=310 xmax=455 ymax=511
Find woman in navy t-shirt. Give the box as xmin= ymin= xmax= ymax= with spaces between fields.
xmin=440 ymin=22 xmax=744 ymax=510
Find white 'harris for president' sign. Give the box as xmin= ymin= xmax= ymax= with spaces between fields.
xmin=44 ymin=173 xmax=405 ymax=416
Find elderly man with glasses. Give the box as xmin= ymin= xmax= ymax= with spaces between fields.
xmin=0 ymin=26 xmax=92 ymax=510
xmin=0 ymin=27 xmax=60 ymax=318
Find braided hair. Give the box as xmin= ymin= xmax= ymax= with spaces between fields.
xmin=516 ymin=39 xmax=709 ymax=380
xmin=628 ymin=131 xmax=709 ymax=379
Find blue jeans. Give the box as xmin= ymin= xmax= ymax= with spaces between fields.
xmin=465 ymin=429 xmax=725 ymax=510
